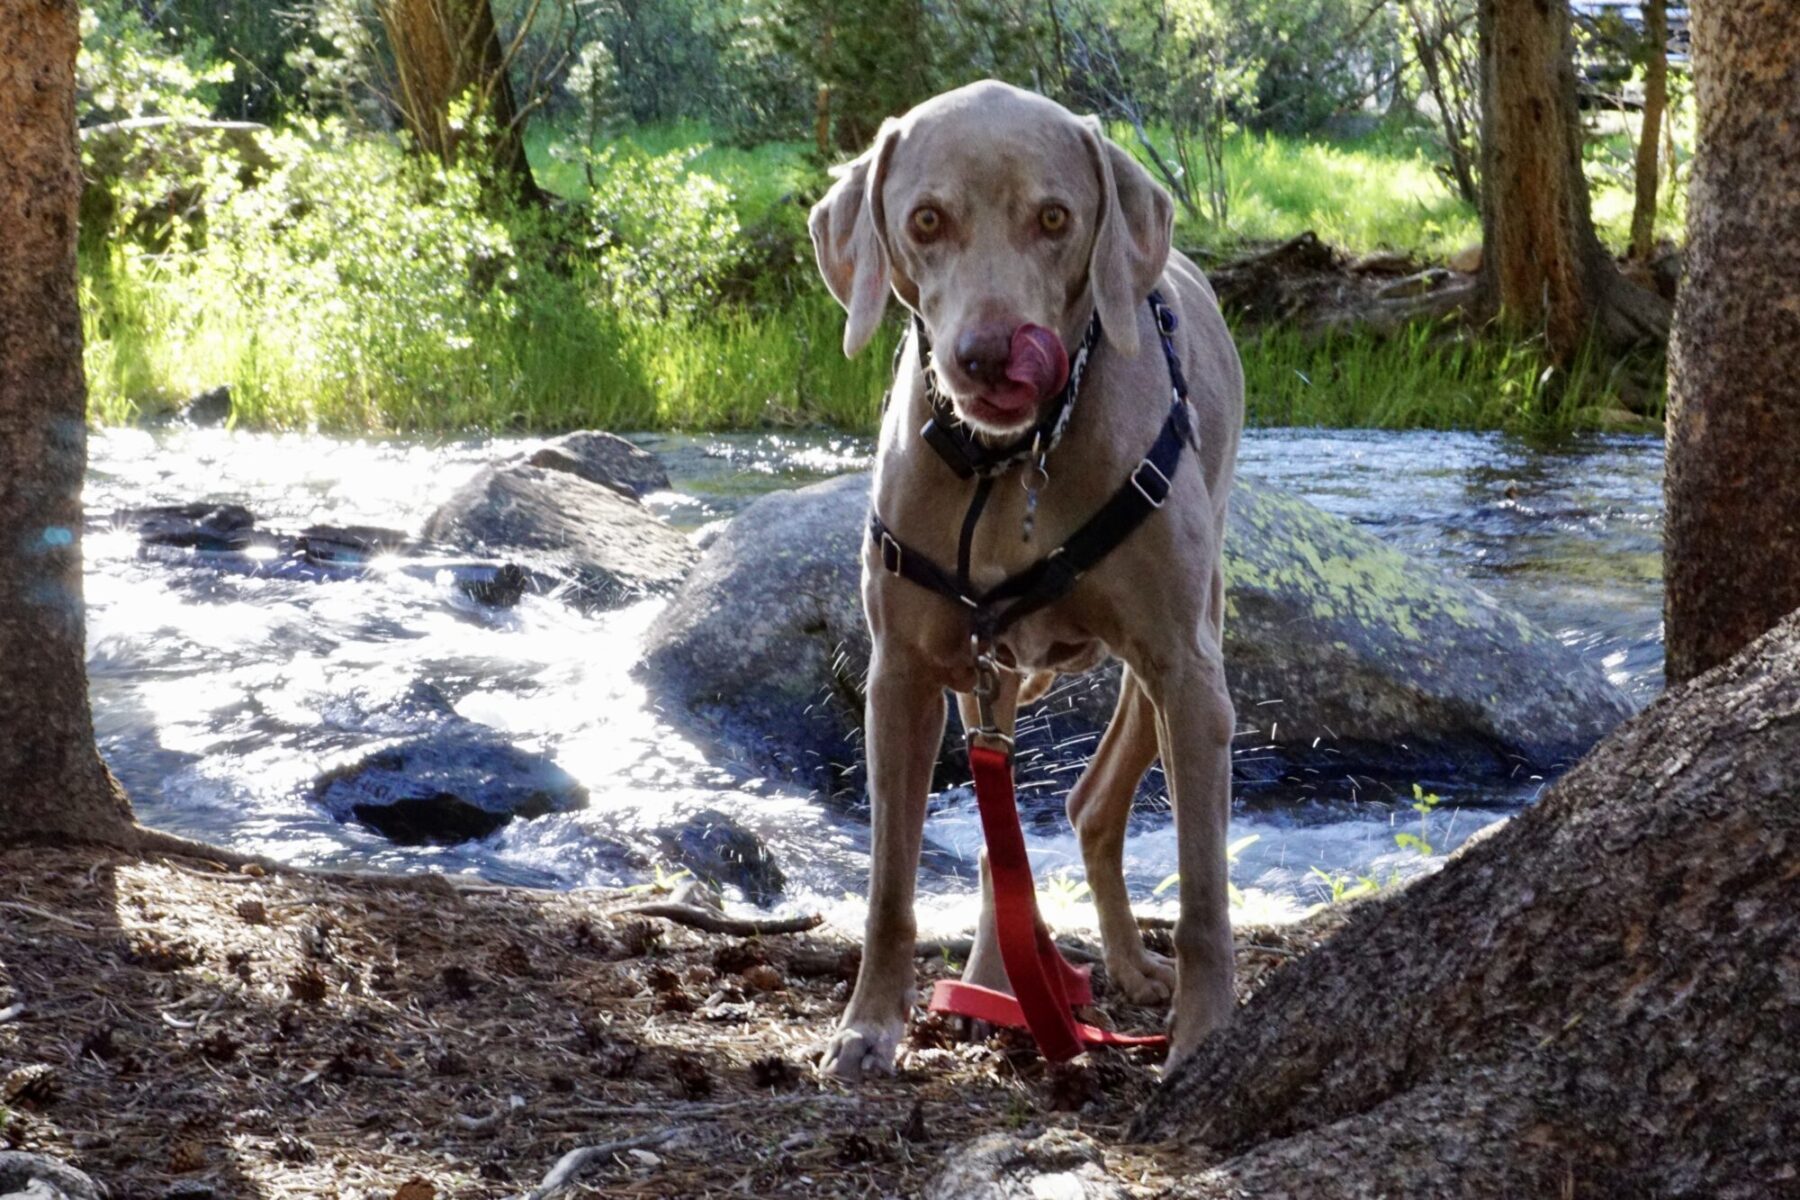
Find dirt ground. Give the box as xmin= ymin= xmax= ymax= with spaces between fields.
xmin=0 ymin=846 xmax=1327 ymax=1199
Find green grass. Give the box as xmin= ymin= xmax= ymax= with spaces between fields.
xmin=84 ymin=256 xmax=896 ymax=433
xmin=1240 ymin=319 xmax=1666 ymax=432
xmin=1119 ymin=117 xmax=1688 ymax=262
xmin=1162 ymin=128 xmax=1483 ymax=260
xmin=527 ymin=119 xmax=815 ymax=221
xmin=82 ymin=116 xmax=1675 ymax=437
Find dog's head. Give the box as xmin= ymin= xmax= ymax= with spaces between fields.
xmin=810 ymin=80 xmax=1173 ymax=437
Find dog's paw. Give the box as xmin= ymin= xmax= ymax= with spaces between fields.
xmin=817 ymin=1019 xmax=904 ymax=1084
xmin=1107 ymin=949 xmax=1176 ymax=1005
xmin=1159 ymin=1029 xmax=1203 ymax=1080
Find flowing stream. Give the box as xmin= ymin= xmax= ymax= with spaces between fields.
xmin=84 ymin=427 xmax=1664 ymax=932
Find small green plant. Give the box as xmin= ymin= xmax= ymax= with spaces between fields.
xmin=1392 ymin=783 xmax=1443 ymax=858
xmin=1042 ymin=867 xmax=1094 ymax=905
xmin=618 ymin=862 xmax=695 ymax=896
xmin=1037 ymin=866 xmax=1095 ymax=927
xmin=1308 ymin=865 xmax=1384 ymax=905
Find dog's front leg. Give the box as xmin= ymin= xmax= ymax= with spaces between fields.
xmin=1068 ymin=667 xmax=1176 ymax=1005
xmin=1134 ymin=626 xmax=1237 ymax=1074
xmin=819 ymin=644 xmax=945 ymax=1082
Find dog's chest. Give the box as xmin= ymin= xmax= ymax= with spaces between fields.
xmin=986 ymin=618 xmax=1109 ymax=677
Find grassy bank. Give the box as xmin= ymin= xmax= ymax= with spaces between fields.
xmin=1240 ymin=321 xmax=1665 ymax=431
xmin=80 ymin=118 xmax=1672 ymax=437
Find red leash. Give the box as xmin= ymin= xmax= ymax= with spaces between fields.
xmin=927 ymin=740 xmax=1167 ymax=1059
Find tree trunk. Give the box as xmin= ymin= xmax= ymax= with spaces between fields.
xmin=1478 ymin=0 xmax=1668 ymax=363
xmin=1663 ymin=0 xmax=1800 ymax=685
xmin=377 ymin=0 xmax=544 ymax=205
xmin=1407 ymin=0 xmax=1479 ymax=209
xmin=0 ymin=0 xmax=134 ymax=843
xmin=1134 ymin=607 xmax=1800 ymax=1196
xmin=1628 ymin=0 xmax=1668 ymax=261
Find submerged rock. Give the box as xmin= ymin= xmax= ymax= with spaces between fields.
xmin=423 ymin=463 xmax=696 ymax=608
xmin=313 ymin=724 xmax=589 ymax=844
xmin=115 ymin=502 xmax=263 ymax=551
xmin=181 ymin=384 xmax=233 ymax=426
xmin=113 ymin=506 xmax=532 ymax=608
xmin=641 ymin=472 xmax=1632 ymax=795
xmin=527 ymin=430 xmax=671 ymax=499
xmin=295 ymin=524 xmax=411 ymax=562
xmin=652 ymin=808 xmax=784 ymax=905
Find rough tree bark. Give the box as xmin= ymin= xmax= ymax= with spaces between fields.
xmin=0 ymin=0 xmax=135 ymax=843
xmin=1135 ymin=608 xmax=1800 ymax=1197
xmin=1477 ymin=0 xmax=1669 ymax=363
xmin=1628 ymin=0 xmax=1668 ymax=261
xmin=376 ymin=0 xmax=544 ymax=205
xmin=1663 ymin=0 xmax=1800 ymax=685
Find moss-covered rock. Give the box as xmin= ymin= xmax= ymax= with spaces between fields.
xmin=641 ymin=472 xmax=1631 ymax=798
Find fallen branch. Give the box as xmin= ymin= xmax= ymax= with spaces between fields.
xmin=618 ymin=903 xmax=822 ymax=936
xmin=516 ymin=1129 xmax=680 ymax=1200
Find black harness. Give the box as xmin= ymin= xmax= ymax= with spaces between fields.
xmin=868 ymin=292 xmax=1194 ymax=644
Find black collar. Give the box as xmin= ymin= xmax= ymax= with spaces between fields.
xmin=912 ymin=309 xmax=1104 ymax=481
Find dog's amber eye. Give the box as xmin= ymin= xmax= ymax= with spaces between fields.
xmin=1040 ymin=204 xmax=1069 ymax=235
xmin=909 ymin=206 xmax=944 ymax=241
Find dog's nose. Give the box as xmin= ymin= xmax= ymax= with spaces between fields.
xmin=954 ymin=324 xmax=1014 ymax=389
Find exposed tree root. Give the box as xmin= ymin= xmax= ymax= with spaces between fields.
xmin=1134 ymin=609 xmax=1800 ymax=1198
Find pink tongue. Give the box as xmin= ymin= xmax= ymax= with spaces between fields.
xmin=994 ymin=325 xmax=1070 ymax=412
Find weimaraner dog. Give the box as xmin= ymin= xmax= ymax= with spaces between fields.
xmin=810 ymin=80 xmax=1244 ymax=1081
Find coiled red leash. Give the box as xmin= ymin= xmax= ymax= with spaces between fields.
xmin=926 ymin=658 xmax=1167 ymax=1060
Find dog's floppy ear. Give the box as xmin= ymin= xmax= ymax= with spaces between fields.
xmin=810 ymin=120 xmax=901 ymax=357
xmin=1081 ymin=116 xmax=1173 ymax=357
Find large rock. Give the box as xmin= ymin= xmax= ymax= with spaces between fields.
xmin=527 ymin=431 xmax=671 ymax=498
xmin=423 ymin=463 xmax=697 ymax=608
xmin=642 ymin=474 xmax=872 ymax=794
xmin=0 ymin=1154 xmax=102 ymax=1200
xmin=926 ymin=1130 xmax=1124 ymax=1200
xmin=313 ymin=722 xmax=591 ymax=844
xmin=641 ymin=472 xmax=1631 ymax=795
xmin=1132 ymin=609 xmax=1800 ymax=1198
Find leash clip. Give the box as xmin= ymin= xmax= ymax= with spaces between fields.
xmin=1021 ymin=435 xmax=1050 ymax=543
xmin=967 ymin=639 xmax=1014 ymax=751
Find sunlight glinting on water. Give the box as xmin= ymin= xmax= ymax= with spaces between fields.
xmin=82 ymin=425 xmax=1665 ymax=928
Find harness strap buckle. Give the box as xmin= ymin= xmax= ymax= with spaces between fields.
xmin=1131 ymin=457 xmax=1172 ymax=509
xmin=879 ymin=530 xmax=904 ymax=575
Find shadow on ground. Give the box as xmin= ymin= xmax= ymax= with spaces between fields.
xmin=0 ymin=846 xmax=1323 ymax=1197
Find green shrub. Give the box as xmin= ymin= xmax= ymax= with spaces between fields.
xmin=582 ymin=144 xmax=742 ymax=318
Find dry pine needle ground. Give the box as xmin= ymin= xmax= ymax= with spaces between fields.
xmin=0 ymin=846 xmax=1323 ymax=1199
